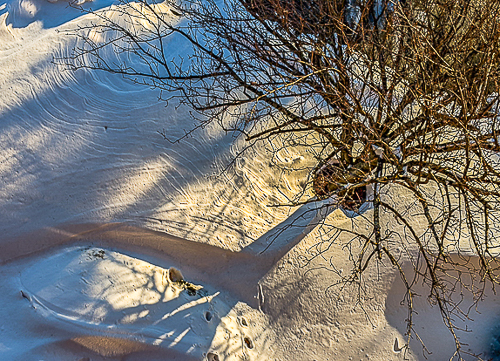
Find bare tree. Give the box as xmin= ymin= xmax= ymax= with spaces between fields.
xmin=66 ymin=0 xmax=500 ymax=358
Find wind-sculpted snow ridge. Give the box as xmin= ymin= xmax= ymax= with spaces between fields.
xmin=19 ymin=246 xmax=230 ymax=359
xmin=0 ymin=204 xmax=361 ymax=361
xmin=0 ymin=0 xmax=317 ymax=251
xmin=0 ymin=241 xmax=271 ymax=360
xmin=3 ymin=1 xmax=500 ymax=360
xmin=0 ymin=0 xmax=113 ymax=29
xmin=1 ymin=218 xmax=499 ymax=361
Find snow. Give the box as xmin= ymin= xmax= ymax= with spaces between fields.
xmin=0 ymin=0 xmax=499 ymax=360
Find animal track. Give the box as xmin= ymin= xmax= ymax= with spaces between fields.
xmin=207 ymin=352 xmax=220 ymax=361
xmin=244 ymin=336 xmax=253 ymax=349
xmin=238 ymin=316 xmax=248 ymax=327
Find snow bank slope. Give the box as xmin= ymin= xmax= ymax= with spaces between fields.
xmin=0 ymin=0 xmax=311 ymax=250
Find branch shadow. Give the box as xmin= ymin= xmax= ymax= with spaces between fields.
xmin=11 ymin=212 xmax=323 ymax=360
xmin=385 ymin=257 xmax=500 ymax=361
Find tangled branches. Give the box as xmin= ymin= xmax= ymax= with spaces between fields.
xmin=66 ymin=0 xmax=500 ymax=358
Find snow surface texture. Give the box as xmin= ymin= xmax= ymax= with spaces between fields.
xmin=0 ymin=0 xmax=308 ymax=250
xmin=1 ymin=0 xmax=500 ymax=360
